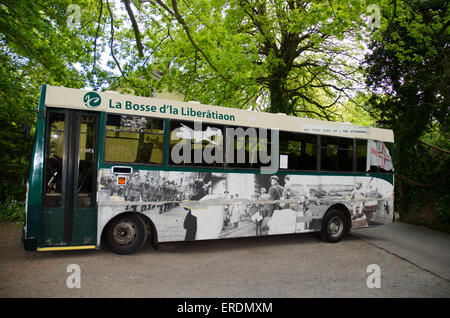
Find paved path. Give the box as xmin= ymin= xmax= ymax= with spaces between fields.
xmin=352 ymin=222 xmax=450 ymax=281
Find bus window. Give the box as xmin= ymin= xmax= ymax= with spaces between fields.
xmin=367 ymin=140 xmax=393 ymax=173
xmin=320 ymin=136 xmax=354 ymax=172
xmin=44 ymin=112 xmax=65 ymax=207
xmin=104 ymin=115 xmax=164 ymax=164
xmin=224 ymin=125 xmax=275 ymax=170
xmin=279 ymin=131 xmax=317 ymax=170
xmin=379 ymin=142 xmax=394 ymax=173
xmin=355 ymin=139 xmax=367 ymax=172
xmin=77 ymin=115 xmax=97 ymax=208
xmin=169 ymin=120 xmax=224 ymax=167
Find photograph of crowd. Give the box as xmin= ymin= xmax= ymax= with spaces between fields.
xmin=97 ymin=169 xmax=393 ymax=243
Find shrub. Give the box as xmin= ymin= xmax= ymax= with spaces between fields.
xmin=0 ymin=197 xmax=25 ymax=222
xmin=436 ymin=194 xmax=450 ymax=225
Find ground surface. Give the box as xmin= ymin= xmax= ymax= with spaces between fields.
xmin=0 ymin=221 xmax=449 ymax=298
xmin=352 ymin=222 xmax=450 ymax=281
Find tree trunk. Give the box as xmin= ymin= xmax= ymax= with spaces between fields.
xmin=267 ymin=71 xmax=290 ymax=114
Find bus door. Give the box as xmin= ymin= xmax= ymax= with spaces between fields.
xmin=42 ymin=109 xmax=99 ymax=246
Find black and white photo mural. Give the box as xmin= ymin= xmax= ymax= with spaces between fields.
xmin=97 ymin=169 xmax=394 ymax=243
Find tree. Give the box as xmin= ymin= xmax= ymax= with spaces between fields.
xmin=0 ymin=0 xmax=104 ymax=200
xmin=364 ymin=0 xmax=450 ymax=225
xmin=109 ymin=0 xmax=369 ymax=119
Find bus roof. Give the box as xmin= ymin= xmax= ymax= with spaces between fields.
xmin=43 ymin=85 xmax=394 ymax=143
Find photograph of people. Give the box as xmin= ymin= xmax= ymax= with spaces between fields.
xmin=98 ymin=169 xmax=393 ymax=243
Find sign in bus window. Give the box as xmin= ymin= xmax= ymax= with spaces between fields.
xmin=104 ymin=115 xmax=164 ymax=164
xmin=367 ymin=140 xmax=393 ymax=173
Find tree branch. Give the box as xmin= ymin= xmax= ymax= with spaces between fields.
xmin=418 ymin=140 xmax=450 ymax=154
xmin=397 ymin=174 xmax=431 ymax=188
xmin=151 ymin=0 xmax=227 ymax=81
xmin=122 ymin=0 xmax=144 ymax=57
xmin=106 ymin=0 xmax=146 ymax=91
xmin=92 ymin=0 xmax=104 ymax=72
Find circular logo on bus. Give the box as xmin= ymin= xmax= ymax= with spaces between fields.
xmin=83 ymin=92 xmax=102 ymax=108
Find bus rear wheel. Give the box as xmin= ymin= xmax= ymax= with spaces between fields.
xmin=319 ymin=209 xmax=348 ymax=243
xmin=105 ymin=214 xmax=148 ymax=254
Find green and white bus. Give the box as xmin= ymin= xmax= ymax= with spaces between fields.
xmin=22 ymin=85 xmax=394 ymax=254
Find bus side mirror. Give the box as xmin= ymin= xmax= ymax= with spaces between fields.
xmin=23 ymin=125 xmax=31 ymax=141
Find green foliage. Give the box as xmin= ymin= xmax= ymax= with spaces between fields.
xmin=436 ymin=194 xmax=450 ymax=225
xmin=0 ymin=198 xmax=25 ymax=222
xmin=364 ymin=0 xmax=450 ymax=230
xmin=0 ymin=51 xmax=37 ymax=201
xmin=114 ymin=0 xmax=369 ymax=118
xmin=334 ymin=93 xmax=377 ymax=127
xmin=0 ymin=0 xmax=104 ymax=204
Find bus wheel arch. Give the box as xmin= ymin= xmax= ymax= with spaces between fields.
xmin=319 ymin=204 xmax=351 ymax=243
xmin=102 ymin=212 xmax=154 ymax=254
xmin=135 ymin=212 xmax=159 ymax=250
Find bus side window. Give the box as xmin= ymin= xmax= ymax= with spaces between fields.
xmin=356 ymin=139 xmax=367 ymax=172
xmin=104 ymin=115 xmax=164 ymax=164
xmin=169 ymin=120 xmax=225 ymax=167
xmin=320 ymin=136 xmax=354 ymax=172
xmin=279 ymin=131 xmax=317 ymax=171
xmin=224 ymin=125 xmax=273 ymax=170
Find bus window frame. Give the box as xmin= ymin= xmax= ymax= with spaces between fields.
xmin=168 ymin=119 xmax=227 ymax=170
xmin=43 ymin=108 xmax=69 ymax=208
xmin=99 ymin=114 xmax=391 ymax=176
xmin=277 ymin=132 xmax=319 ymax=173
xmin=102 ymin=113 xmax=166 ymax=167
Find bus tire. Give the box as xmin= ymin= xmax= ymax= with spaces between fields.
xmin=104 ymin=213 xmax=148 ymax=255
xmin=319 ymin=209 xmax=348 ymax=243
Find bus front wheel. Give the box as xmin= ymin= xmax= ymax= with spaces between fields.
xmin=319 ymin=209 xmax=348 ymax=243
xmin=104 ymin=214 xmax=148 ymax=254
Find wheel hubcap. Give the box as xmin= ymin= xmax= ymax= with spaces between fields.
xmin=328 ymin=216 xmax=343 ymax=238
xmin=112 ymin=220 xmax=137 ymax=246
